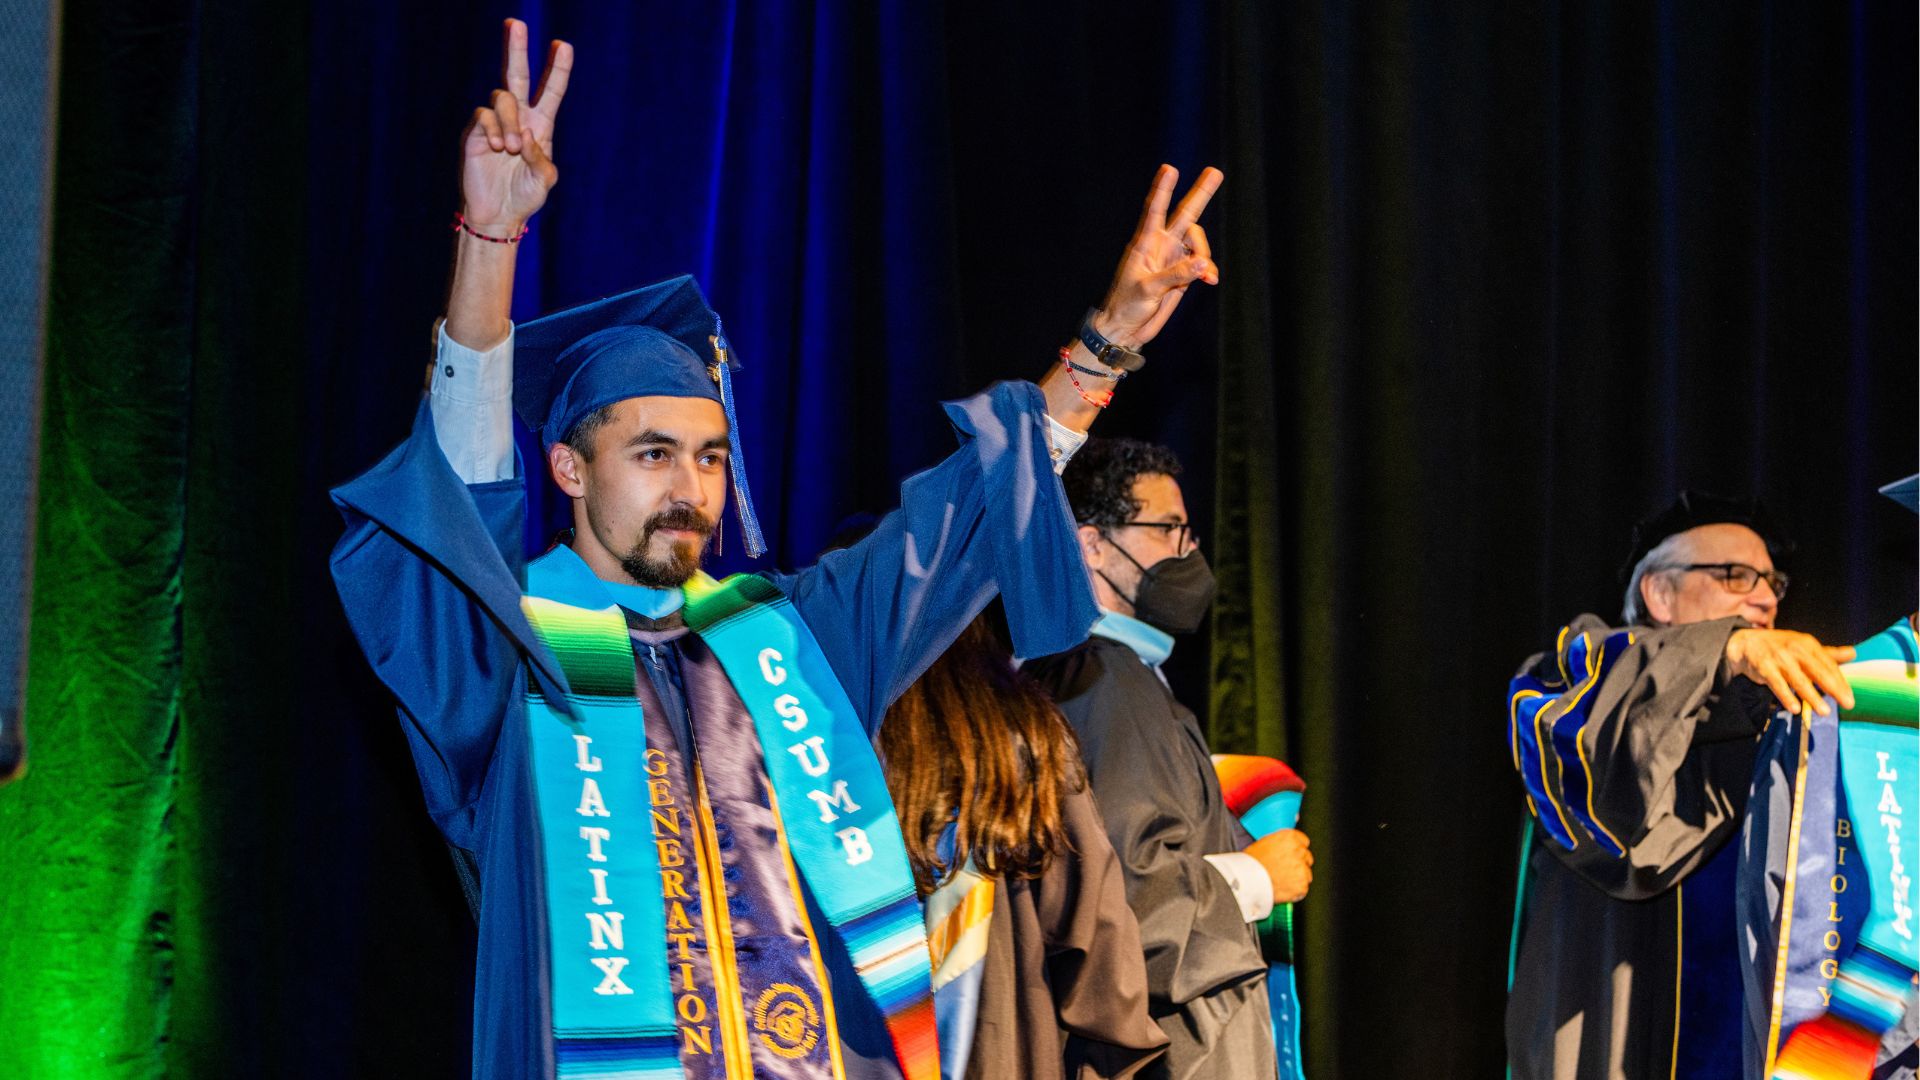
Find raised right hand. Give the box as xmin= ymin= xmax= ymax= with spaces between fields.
xmin=460 ymin=18 xmax=572 ymax=233
xmin=1724 ymin=628 xmax=1857 ymax=716
xmin=1247 ymin=828 xmax=1313 ymax=905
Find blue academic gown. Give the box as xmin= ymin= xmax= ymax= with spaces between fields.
xmin=330 ymin=382 xmax=1098 ymax=1079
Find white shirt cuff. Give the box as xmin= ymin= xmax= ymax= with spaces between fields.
xmin=1044 ymin=414 xmax=1088 ymax=475
xmin=1204 ymin=851 xmax=1276 ymax=923
xmin=429 ymin=321 xmax=516 ymax=484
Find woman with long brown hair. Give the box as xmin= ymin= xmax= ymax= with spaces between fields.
xmin=879 ymin=606 xmax=1168 ymax=1080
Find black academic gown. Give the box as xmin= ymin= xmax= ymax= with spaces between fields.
xmin=1028 ymin=636 xmax=1276 ymax=1080
xmin=1507 ymin=614 xmax=1772 ymax=1080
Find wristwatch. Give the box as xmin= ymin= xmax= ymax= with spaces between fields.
xmin=1076 ymin=309 xmax=1147 ymax=373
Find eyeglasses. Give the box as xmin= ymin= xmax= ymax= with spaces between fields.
xmin=1118 ymin=520 xmax=1196 ymax=551
xmin=1664 ymin=562 xmax=1790 ymax=600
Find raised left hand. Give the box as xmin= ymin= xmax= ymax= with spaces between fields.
xmin=1090 ymin=164 xmax=1224 ymax=349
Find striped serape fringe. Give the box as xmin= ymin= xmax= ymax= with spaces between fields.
xmin=841 ymin=894 xmax=943 ymax=1080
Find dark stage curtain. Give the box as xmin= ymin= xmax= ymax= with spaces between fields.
xmin=1208 ymin=3 xmax=1917 ymax=1077
xmin=0 ymin=2 xmax=1910 ymax=1077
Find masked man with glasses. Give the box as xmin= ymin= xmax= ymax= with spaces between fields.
xmin=1506 ymin=491 xmax=1859 ymax=1080
xmin=1027 ymin=438 xmax=1311 ymax=1080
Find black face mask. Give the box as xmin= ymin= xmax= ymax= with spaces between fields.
xmin=1097 ymin=539 xmax=1218 ymax=635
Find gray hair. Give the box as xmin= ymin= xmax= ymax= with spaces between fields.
xmin=1621 ymin=531 xmax=1690 ymax=627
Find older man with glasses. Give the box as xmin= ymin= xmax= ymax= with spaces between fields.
xmin=1505 ymin=491 xmax=1858 ymax=1080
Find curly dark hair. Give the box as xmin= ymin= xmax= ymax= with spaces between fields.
xmin=1061 ymin=437 xmax=1184 ymax=529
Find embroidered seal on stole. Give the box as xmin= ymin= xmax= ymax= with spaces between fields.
xmin=752 ymin=982 xmax=822 ymax=1059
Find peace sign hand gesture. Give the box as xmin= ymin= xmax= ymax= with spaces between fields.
xmin=460 ymin=18 xmax=573 ymax=234
xmin=1092 ymin=164 xmax=1224 ymax=349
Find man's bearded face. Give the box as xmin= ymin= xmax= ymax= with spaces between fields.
xmin=556 ymin=395 xmax=732 ymax=590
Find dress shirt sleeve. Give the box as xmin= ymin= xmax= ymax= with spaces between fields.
xmin=428 ymin=322 xmax=516 ymax=484
xmin=1045 ymin=414 xmax=1088 ymax=475
xmin=1202 ymin=852 xmax=1277 ymax=923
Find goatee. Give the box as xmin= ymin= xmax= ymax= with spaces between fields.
xmin=620 ymin=505 xmax=714 ymax=588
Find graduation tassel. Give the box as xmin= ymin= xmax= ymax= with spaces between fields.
xmin=710 ymin=333 xmax=767 ymax=559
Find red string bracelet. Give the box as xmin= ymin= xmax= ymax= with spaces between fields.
xmin=1059 ymin=345 xmax=1115 ymax=408
xmin=452 ymin=212 xmax=529 ymax=244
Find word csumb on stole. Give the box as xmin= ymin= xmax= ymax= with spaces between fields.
xmin=756 ymin=647 xmax=871 ymax=865
xmin=646 ymin=746 xmax=716 ymax=1056
xmin=571 ymin=733 xmax=635 ymax=997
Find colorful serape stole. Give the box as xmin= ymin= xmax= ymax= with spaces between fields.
xmin=521 ymin=587 xmax=684 ymax=1080
xmin=684 ymin=574 xmax=941 ymax=1080
xmin=1213 ymin=754 xmax=1308 ymax=1080
xmin=923 ymin=857 xmax=994 ymax=1080
xmin=1770 ymin=654 xmax=1919 ymax=1079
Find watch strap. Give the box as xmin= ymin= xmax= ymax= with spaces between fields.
xmin=1077 ymin=309 xmax=1147 ymax=373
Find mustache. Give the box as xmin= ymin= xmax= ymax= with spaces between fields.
xmin=644 ymin=505 xmax=714 ymax=540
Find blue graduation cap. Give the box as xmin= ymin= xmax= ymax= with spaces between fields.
xmin=512 ymin=276 xmax=766 ymax=558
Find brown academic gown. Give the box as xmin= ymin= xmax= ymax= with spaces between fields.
xmin=1507 ymin=614 xmax=1773 ymax=1080
xmin=963 ymin=782 xmax=1171 ymax=1080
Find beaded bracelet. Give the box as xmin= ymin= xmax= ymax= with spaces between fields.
xmin=452 ymin=212 xmax=529 ymax=244
xmin=1059 ymin=345 xmax=1115 ymax=408
xmin=1061 ymin=350 xmax=1127 ymax=382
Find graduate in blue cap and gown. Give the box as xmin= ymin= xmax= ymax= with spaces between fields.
xmin=330 ymin=20 xmax=1225 ymax=1080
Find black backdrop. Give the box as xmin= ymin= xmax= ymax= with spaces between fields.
xmin=1205 ymin=6 xmax=1917 ymax=1076
xmin=0 ymin=2 xmax=1911 ymax=1077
